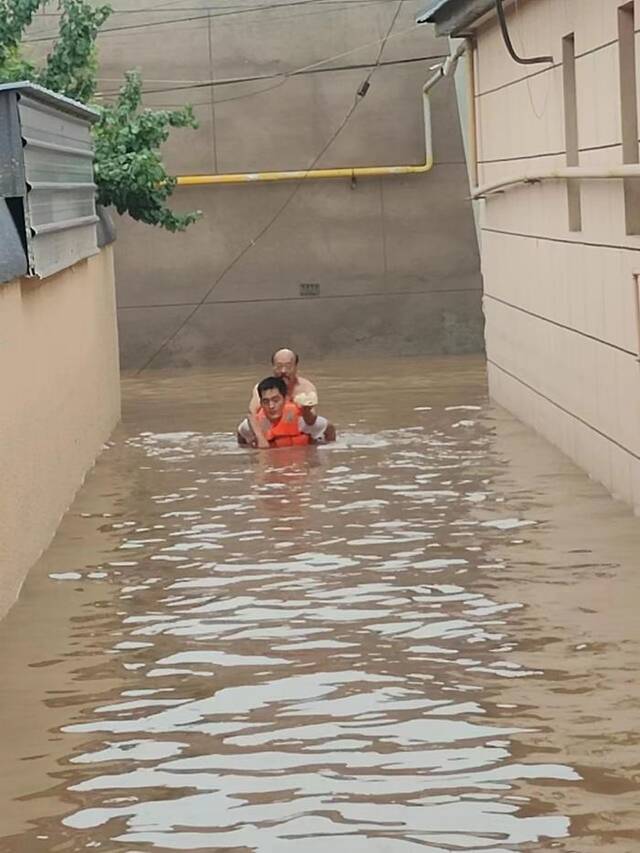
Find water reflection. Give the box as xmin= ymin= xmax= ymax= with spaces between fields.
xmin=0 ymin=357 xmax=639 ymax=852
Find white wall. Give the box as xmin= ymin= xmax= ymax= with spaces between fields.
xmin=472 ymin=0 xmax=640 ymax=512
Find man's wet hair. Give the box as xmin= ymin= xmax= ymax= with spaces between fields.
xmin=258 ymin=376 xmax=288 ymax=399
xmin=271 ymin=349 xmax=299 ymax=365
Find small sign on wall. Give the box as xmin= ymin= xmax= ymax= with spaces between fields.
xmin=299 ymin=282 xmax=320 ymax=296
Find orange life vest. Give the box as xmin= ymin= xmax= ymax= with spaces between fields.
xmin=256 ymin=401 xmax=311 ymax=448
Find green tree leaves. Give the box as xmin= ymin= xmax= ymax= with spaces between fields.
xmin=94 ymin=71 xmax=201 ymax=232
xmin=39 ymin=0 xmax=110 ymax=103
xmin=0 ymin=0 xmax=40 ymax=68
xmin=0 ymin=0 xmax=200 ymax=231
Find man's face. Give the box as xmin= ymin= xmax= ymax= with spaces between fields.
xmin=272 ymin=353 xmax=297 ymax=385
xmin=260 ymin=388 xmax=285 ymax=422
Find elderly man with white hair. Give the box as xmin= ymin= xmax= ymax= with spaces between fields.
xmin=249 ymin=348 xmax=319 ymax=415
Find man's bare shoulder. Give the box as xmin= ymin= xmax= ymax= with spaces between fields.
xmin=295 ymin=376 xmax=317 ymax=394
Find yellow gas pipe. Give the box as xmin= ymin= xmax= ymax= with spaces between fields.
xmin=174 ymin=55 xmax=464 ymax=188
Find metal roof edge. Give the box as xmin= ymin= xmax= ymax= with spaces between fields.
xmin=0 ymin=81 xmax=99 ymax=122
xmin=416 ymin=0 xmax=454 ymax=23
xmin=417 ymin=0 xmax=497 ymax=35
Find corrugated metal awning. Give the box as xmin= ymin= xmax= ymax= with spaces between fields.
xmin=0 ymin=82 xmax=98 ymax=122
xmin=0 ymin=83 xmax=101 ymax=280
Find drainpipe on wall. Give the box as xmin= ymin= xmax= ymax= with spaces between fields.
xmin=450 ymin=35 xmax=480 ymax=248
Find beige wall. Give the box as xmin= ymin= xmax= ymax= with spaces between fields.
xmin=30 ymin=0 xmax=483 ymax=369
xmin=471 ymin=0 xmax=640 ymax=513
xmin=0 ymin=248 xmax=121 ymax=617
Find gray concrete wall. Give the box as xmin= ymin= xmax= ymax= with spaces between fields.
xmin=94 ymin=0 xmax=482 ymax=369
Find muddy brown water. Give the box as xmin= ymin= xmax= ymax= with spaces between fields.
xmin=1 ymin=356 xmax=639 ymax=853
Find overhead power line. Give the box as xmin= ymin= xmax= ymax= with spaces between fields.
xmin=36 ymin=0 xmax=382 ymax=14
xmin=25 ymin=0 xmax=383 ymax=42
xmin=92 ymin=20 xmax=420 ymax=101
xmin=97 ymin=52 xmax=445 ymax=99
xmin=136 ymin=0 xmax=405 ymax=373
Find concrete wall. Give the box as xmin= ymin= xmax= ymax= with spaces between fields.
xmin=0 ymin=249 xmax=121 ymax=617
xmin=470 ymin=0 xmax=640 ymax=512
xmin=83 ymin=0 xmax=482 ymax=368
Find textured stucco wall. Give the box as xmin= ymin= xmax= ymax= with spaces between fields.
xmin=0 ymin=248 xmax=121 ymax=617
xmin=55 ymin=0 xmax=483 ymax=369
xmin=470 ymin=0 xmax=640 ymax=513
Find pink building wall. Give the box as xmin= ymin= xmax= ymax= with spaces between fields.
xmin=0 ymin=249 xmax=121 ymax=617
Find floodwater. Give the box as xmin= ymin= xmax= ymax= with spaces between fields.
xmin=1 ymin=355 xmax=639 ymax=853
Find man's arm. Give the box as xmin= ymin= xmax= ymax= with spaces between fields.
xmin=299 ymin=414 xmax=336 ymax=443
xmin=248 ymin=412 xmax=270 ymax=449
xmin=299 ymin=405 xmax=317 ymax=426
xmin=237 ymin=418 xmax=256 ymax=447
xmin=248 ymin=384 xmax=261 ymax=415
xmin=237 ymin=416 xmax=270 ymax=449
xmin=294 ymin=384 xmax=319 ymax=425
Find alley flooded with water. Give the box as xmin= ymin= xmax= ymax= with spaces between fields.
xmin=1 ymin=356 xmax=639 ymax=852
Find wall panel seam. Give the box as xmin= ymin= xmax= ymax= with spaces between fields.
xmin=479 ymin=142 xmax=623 ymax=165
xmin=487 ymin=358 xmax=640 ymax=463
xmin=482 ymin=226 xmax=640 ymax=253
xmin=476 ymin=35 xmax=625 ymax=100
xmin=484 ymin=293 xmax=637 ymax=356
xmin=117 ymin=287 xmax=483 ymax=310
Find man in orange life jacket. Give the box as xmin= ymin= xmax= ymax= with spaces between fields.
xmin=237 ymin=376 xmax=335 ymax=449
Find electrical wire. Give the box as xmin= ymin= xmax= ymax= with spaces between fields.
xmin=25 ymin=0 xmax=381 ymax=42
xmin=209 ymin=77 xmax=287 ymax=105
xmin=88 ymin=0 xmax=385 ymax=43
xmin=135 ymin=0 xmax=405 ymax=373
xmin=495 ymin=0 xmax=552 ymax=65
xmin=36 ymin=0 xmax=381 ymax=15
xmin=97 ymin=48 xmax=439 ymax=100
xmin=26 ymin=0 xmax=323 ymax=41
xmin=512 ymin=0 xmax=554 ymax=120
xmin=96 ymin=21 xmax=420 ymax=97
xmin=189 ymin=46 xmax=436 ymax=108
xmin=108 ymin=53 xmax=445 ymax=108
